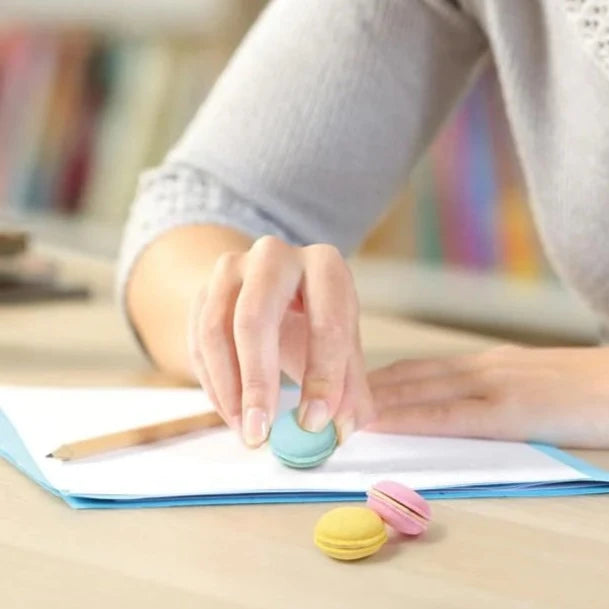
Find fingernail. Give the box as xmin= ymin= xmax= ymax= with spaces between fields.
xmin=299 ymin=400 xmax=329 ymax=432
xmin=243 ymin=408 xmax=268 ymax=447
xmin=338 ymin=418 xmax=355 ymax=444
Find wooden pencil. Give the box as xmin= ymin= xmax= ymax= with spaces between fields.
xmin=46 ymin=410 xmax=225 ymax=461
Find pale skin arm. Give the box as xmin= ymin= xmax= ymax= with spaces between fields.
xmin=127 ymin=225 xmax=253 ymax=381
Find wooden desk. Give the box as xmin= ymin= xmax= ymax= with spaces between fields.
xmin=2 ymin=299 xmax=609 ymax=609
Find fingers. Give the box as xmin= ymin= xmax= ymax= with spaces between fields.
xmin=191 ymin=236 xmax=303 ymax=447
xmin=366 ymin=398 xmax=505 ymax=439
xmin=297 ymin=245 xmax=359 ymax=432
xmin=334 ymin=342 xmax=376 ymax=444
xmin=367 ymin=345 xmax=529 ymax=441
xmin=371 ymin=369 xmax=487 ymax=410
xmin=197 ymin=253 xmax=243 ymax=431
xmin=367 ymin=353 xmax=483 ymax=388
xmin=188 ymin=322 xmax=220 ymax=409
xmin=188 ymin=287 xmax=223 ymax=412
xmin=233 ymin=237 xmax=302 ymax=446
xmin=192 ymin=236 xmax=362 ymax=447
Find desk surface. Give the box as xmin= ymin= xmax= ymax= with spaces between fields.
xmin=2 ymin=299 xmax=609 ymax=609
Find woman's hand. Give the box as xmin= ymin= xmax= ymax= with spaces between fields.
xmin=188 ymin=236 xmax=375 ymax=447
xmin=367 ymin=345 xmax=609 ymax=449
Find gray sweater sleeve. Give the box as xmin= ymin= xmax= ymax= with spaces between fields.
xmin=117 ymin=0 xmax=486 ymax=311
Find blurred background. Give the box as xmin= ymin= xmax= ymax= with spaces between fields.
xmin=0 ymin=0 xmax=598 ymax=344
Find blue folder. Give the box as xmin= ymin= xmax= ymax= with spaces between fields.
xmin=3 ymin=409 xmax=609 ymax=509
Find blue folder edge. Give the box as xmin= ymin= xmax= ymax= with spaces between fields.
xmin=2 ymin=410 xmax=609 ymax=510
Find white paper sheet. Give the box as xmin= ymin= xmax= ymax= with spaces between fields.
xmin=0 ymin=386 xmax=587 ymax=498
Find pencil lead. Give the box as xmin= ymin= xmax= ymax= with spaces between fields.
xmin=45 ymin=453 xmax=53 ymax=458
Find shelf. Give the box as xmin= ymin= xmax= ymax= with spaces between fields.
xmin=1 ymin=0 xmax=245 ymax=34
xmin=2 ymin=213 xmax=599 ymax=342
xmin=2 ymin=212 xmax=122 ymax=260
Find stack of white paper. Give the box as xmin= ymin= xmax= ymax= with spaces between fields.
xmin=1 ymin=386 xmax=608 ymax=509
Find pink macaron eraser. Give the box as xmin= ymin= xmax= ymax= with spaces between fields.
xmin=366 ymin=480 xmax=431 ymax=536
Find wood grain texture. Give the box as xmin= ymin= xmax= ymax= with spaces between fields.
xmin=2 ymin=293 xmax=609 ymax=608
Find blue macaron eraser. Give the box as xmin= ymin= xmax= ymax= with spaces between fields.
xmin=269 ymin=408 xmax=337 ymax=469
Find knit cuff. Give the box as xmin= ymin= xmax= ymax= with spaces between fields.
xmin=115 ymin=162 xmax=303 ymax=353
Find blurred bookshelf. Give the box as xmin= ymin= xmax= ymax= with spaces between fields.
xmin=0 ymin=3 xmax=599 ymax=342
xmin=2 ymin=0 xmax=259 ymax=34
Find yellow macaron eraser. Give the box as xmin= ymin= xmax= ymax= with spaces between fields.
xmin=314 ymin=506 xmax=388 ymax=560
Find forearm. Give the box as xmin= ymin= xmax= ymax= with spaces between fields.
xmin=127 ymin=225 xmax=253 ymax=380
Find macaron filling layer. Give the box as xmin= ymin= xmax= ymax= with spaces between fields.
xmin=315 ymin=530 xmax=388 ymax=560
xmin=367 ymin=488 xmax=429 ymax=524
xmin=315 ymin=529 xmax=389 ymax=551
xmin=274 ymin=442 xmax=337 ymax=468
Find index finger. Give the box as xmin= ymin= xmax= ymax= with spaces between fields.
xmin=233 ymin=237 xmax=301 ymax=447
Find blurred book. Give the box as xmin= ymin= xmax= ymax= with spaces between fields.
xmin=0 ymin=30 xmax=219 ymax=224
xmin=0 ymin=227 xmax=89 ymax=302
xmin=0 ymin=28 xmax=553 ymax=283
xmin=364 ymin=66 xmax=554 ymax=282
xmin=0 ymin=228 xmax=27 ymax=256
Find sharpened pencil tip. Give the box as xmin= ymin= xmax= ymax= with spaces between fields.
xmin=45 ymin=453 xmax=53 ymax=458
